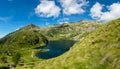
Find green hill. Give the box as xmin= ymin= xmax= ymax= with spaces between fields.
xmin=0 ymin=24 xmax=48 ymax=48
xmin=33 ymin=19 xmax=120 ymax=69
xmin=0 ymin=24 xmax=48 ymax=68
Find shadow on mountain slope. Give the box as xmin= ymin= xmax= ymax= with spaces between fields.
xmin=37 ymin=40 xmax=77 ymax=59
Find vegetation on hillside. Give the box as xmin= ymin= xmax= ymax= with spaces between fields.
xmin=1 ymin=19 xmax=119 ymax=69
xmin=33 ymin=18 xmax=120 ymax=69
xmin=41 ymin=20 xmax=103 ymax=40
xmin=0 ymin=24 xmax=48 ymax=48
xmin=0 ymin=24 xmax=48 ymax=68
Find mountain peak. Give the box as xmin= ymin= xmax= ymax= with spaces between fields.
xmin=0 ymin=23 xmax=47 ymax=48
xmin=26 ymin=24 xmax=37 ymax=28
xmin=20 ymin=24 xmax=40 ymax=30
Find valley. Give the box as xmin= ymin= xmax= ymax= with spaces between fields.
xmin=0 ymin=19 xmax=120 ymax=69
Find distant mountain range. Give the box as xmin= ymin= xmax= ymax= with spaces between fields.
xmin=0 ymin=19 xmax=120 ymax=69
xmin=41 ymin=20 xmax=103 ymax=40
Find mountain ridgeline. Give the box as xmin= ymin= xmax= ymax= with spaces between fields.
xmin=0 ymin=19 xmax=120 ymax=69
xmin=41 ymin=20 xmax=103 ymax=40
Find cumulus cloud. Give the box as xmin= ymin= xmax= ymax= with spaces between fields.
xmin=35 ymin=0 xmax=61 ymax=18
xmin=90 ymin=2 xmax=120 ymax=22
xmin=35 ymin=0 xmax=88 ymax=18
xmin=59 ymin=0 xmax=88 ymax=15
xmin=90 ymin=2 xmax=103 ymax=19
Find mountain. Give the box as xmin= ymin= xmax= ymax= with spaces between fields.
xmin=41 ymin=20 xmax=103 ymax=40
xmin=0 ymin=24 xmax=48 ymax=68
xmin=0 ymin=20 xmax=104 ymax=69
xmin=40 ymin=20 xmax=103 ymax=51
xmin=33 ymin=18 xmax=120 ymax=69
xmin=0 ymin=24 xmax=48 ymax=48
xmin=0 ymin=18 xmax=118 ymax=69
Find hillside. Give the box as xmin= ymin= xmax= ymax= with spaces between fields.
xmin=0 ymin=24 xmax=48 ymax=48
xmin=0 ymin=24 xmax=48 ymax=69
xmin=1 ymin=20 xmax=116 ymax=69
xmin=41 ymin=20 xmax=103 ymax=40
xmin=33 ymin=19 xmax=120 ymax=69
xmin=39 ymin=20 xmax=103 ymax=53
xmin=38 ymin=20 xmax=103 ymax=59
xmin=0 ymin=20 xmax=104 ymax=69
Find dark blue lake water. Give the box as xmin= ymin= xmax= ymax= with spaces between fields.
xmin=37 ymin=40 xmax=77 ymax=59
xmin=37 ymin=48 xmax=65 ymax=59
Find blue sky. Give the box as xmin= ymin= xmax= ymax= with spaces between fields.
xmin=0 ymin=0 xmax=120 ymax=38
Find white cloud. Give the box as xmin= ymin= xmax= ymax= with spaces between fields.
xmin=35 ymin=0 xmax=61 ymax=18
xmin=90 ymin=2 xmax=103 ymax=19
xmin=59 ymin=21 xmax=69 ymax=24
xmin=59 ymin=0 xmax=88 ymax=15
xmin=16 ymin=28 xmax=20 ymax=30
xmin=45 ymin=22 xmax=50 ymax=26
xmin=90 ymin=2 xmax=120 ymax=22
xmin=58 ymin=18 xmax=69 ymax=24
xmin=16 ymin=26 xmax=23 ymax=31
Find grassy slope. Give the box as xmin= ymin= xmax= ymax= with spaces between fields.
xmin=40 ymin=20 xmax=103 ymax=52
xmin=0 ymin=24 xmax=48 ymax=48
xmin=15 ymin=20 xmax=103 ymax=69
xmin=33 ymin=19 xmax=120 ymax=69
xmin=0 ymin=21 xmax=103 ymax=69
xmin=0 ymin=24 xmax=48 ymax=68
xmin=41 ymin=20 xmax=103 ymax=40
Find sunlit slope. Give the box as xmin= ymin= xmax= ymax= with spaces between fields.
xmin=0 ymin=24 xmax=48 ymax=68
xmin=0 ymin=24 xmax=48 ymax=48
xmin=41 ymin=20 xmax=103 ymax=40
xmin=34 ymin=19 xmax=120 ymax=69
